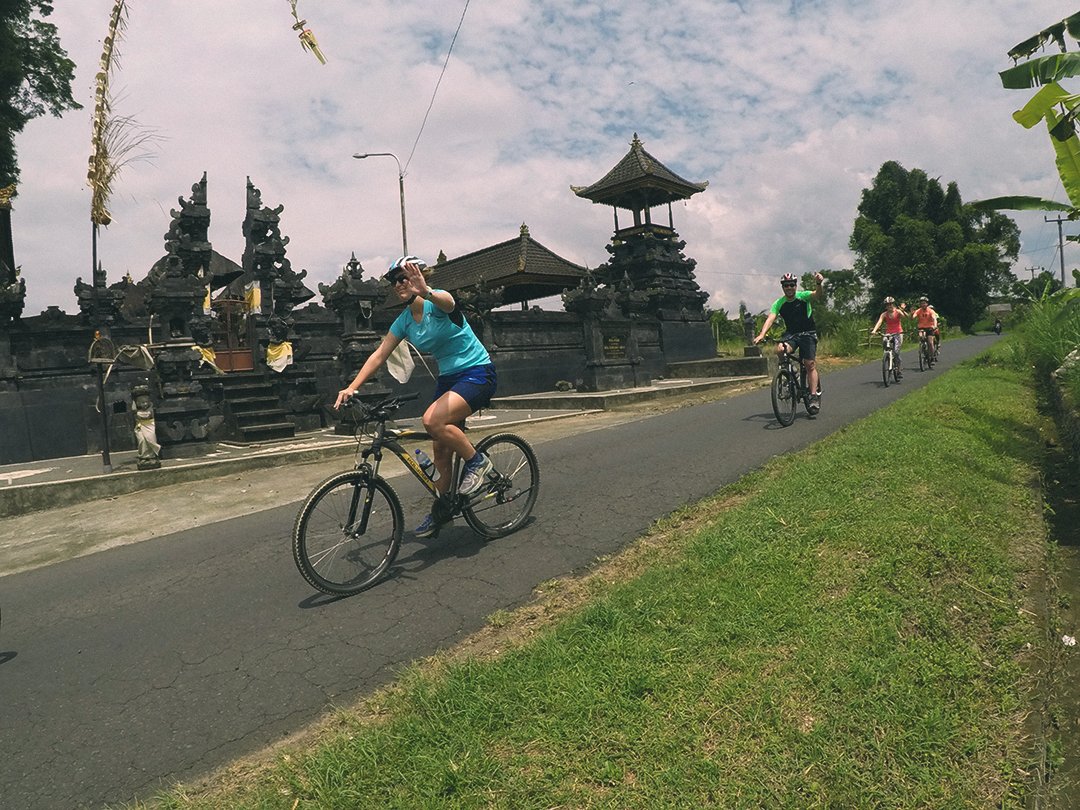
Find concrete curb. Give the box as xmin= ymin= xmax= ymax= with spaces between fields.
xmin=490 ymin=376 xmax=764 ymax=410
xmin=0 ymin=409 xmax=596 ymax=518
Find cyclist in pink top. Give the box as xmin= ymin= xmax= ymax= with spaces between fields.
xmin=871 ymin=297 xmax=908 ymax=379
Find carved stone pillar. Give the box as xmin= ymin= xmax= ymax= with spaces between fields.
xmin=320 ymin=254 xmax=389 ymax=430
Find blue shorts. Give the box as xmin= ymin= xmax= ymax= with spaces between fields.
xmin=433 ymin=363 xmax=497 ymax=413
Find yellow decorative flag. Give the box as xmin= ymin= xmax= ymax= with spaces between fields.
xmin=266 ymin=341 xmax=294 ymax=373
xmin=197 ymin=345 xmax=223 ymax=374
xmin=245 ymin=281 xmax=261 ymax=311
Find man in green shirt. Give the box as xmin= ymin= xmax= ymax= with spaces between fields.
xmin=753 ymin=271 xmax=826 ymax=413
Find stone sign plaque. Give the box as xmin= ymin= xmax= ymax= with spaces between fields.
xmin=603 ymin=333 xmax=627 ymax=360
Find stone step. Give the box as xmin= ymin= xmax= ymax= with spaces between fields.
xmin=237 ymin=422 xmax=296 ymax=443
xmin=227 ymin=396 xmax=279 ymax=412
xmin=234 ymin=409 xmax=290 ymax=427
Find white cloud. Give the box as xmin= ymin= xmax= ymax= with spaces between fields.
xmin=8 ymin=0 xmax=1077 ymax=318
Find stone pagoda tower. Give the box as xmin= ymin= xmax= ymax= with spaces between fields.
xmin=571 ymin=134 xmax=712 ymax=362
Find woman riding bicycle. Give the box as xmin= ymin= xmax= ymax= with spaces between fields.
xmin=334 ymin=256 xmax=497 ymax=538
xmin=911 ymin=295 xmax=940 ymax=357
xmin=871 ymin=296 xmax=908 ymax=380
xmin=753 ymin=271 xmax=826 ymax=413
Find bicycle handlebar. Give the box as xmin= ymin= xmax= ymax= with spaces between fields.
xmin=342 ymin=391 xmax=420 ymax=421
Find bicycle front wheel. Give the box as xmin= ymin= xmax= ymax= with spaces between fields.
xmin=771 ymin=371 xmax=797 ymax=426
xmin=463 ymin=433 xmax=540 ymax=538
xmin=918 ymin=342 xmax=926 ymax=371
xmin=881 ymin=353 xmax=890 ymax=387
xmin=292 ymin=471 xmax=403 ymax=595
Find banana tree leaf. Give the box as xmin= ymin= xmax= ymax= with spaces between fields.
xmin=1000 ymin=53 xmax=1080 ymax=89
xmin=1008 ymin=34 xmax=1046 ymax=62
xmin=968 ymin=196 xmax=1075 ymax=213
xmin=1007 ymin=13 xmax=1080 ymax=61
xmin=1012 ymin=82 xmax=1073 ymax=127
xmin=1047 ymin=107 xmax=1080 ymax=207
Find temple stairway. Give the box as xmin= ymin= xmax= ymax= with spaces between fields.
xmin=215 ymin=371 xmax=296 ymax=444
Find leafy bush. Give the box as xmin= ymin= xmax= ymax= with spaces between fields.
xmin=820 ymin=313 xmax=868 ymax=357
xmin=1013 ymin=290 xmax=1080 ymax=377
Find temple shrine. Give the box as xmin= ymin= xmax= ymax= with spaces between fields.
xmin=0 ymin=135 xmax=754 ymax=464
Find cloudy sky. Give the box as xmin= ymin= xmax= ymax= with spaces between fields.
xmin=9 ymin=1 xmax=1078 ymax=317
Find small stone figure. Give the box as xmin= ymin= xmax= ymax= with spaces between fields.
xmin=743 ymin=311 xmax=756 ymax=345
xmin=132 ymin=384 xmax=161 ymax=470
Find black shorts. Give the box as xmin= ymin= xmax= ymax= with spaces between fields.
xmin=433 ymin=363 xmax=497 ymax=412
xmin=783 ymin=332 xmax=818 ymax=361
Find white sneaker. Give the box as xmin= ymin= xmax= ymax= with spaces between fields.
xmin=459 ymin=452 xmax=493 ymax=495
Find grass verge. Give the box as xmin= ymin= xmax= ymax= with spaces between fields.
xmin=141 ymin=355 xmax=1051 ymax=809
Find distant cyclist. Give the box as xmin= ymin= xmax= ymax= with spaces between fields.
xmin=753 ymin=271 xmax=826 ymax=413
xmin=871 ymin=296 xmax=908 ymax=379
xmin=334 ymin=256 xmax=497 ymax=538
xmin=911 ymin=295 xmax=940 ymax=357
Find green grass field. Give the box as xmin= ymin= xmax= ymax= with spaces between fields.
xmin=144 ymin=349 xmax=1054 ymax=809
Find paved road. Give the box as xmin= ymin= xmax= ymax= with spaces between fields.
xmin=0 ymin=335 xmax=998 ymax=809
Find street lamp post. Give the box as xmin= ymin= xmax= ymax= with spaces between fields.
xmin=353 ymin=152 xmax=408 ymax=256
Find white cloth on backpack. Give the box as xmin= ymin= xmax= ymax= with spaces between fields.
xmin=386 ymin=339 xmax=416 ymax=383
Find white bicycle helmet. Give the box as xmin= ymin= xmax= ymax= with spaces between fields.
xmin=385 ymin=255 xmax=427 ymax=279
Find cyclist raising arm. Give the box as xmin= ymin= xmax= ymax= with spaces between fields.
xmin=753 ymin=271 xmax=826 ymax=413
xmin=911 ymin=295 xmax=940 ymax=357
xmin=333 ymin=256 xmax=497 ymax=538
xmin=870 ymin=296 xmax=908 ymax=379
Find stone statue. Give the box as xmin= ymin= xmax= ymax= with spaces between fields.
xmin=743 ymin=311 xmax=756 ymax=345
xmin=132 ymin=384 xmax=161 ymax=470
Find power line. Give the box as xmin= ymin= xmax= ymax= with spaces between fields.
xmin=403 ymin=0 xmax=471 ymax=175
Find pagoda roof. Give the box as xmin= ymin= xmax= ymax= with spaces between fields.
xmin=571 ymin=133 xmax=708 ymax=209
xmin=424 ymin=224 xmax=587 ymax=306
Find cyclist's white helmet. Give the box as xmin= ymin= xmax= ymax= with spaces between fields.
xmin=780 ymin=273 xmax=798 ymax=285
xmin=385 ymin=255 xmax=427 ymax=279
xmin=884 ymin=296 xmax=896 ymax=305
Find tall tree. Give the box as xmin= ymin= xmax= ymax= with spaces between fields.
xmin=0 ymin=1 xmax=81 ymax=191
xmin=849 ymin=161 xmax=1020 ymax=331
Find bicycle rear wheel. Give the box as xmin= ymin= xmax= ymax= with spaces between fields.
xmin=292 ymin=471 xmax=403 ymax=595
xmin=771 ymin=371 xmax=797 ymax=426
xmin=463 ymin=433 xmax=540 ymax=538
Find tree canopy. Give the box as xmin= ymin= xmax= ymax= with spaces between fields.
xmin=849 ymin=161 xmax=1020 ymax=331
xmin=0 ymin=1 xmax=81 ymax=191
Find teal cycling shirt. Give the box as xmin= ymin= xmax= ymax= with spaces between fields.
xmin=389 ymin=295 xmax=491 ymax=375
xmin=769 ymin=290 xmax=816 ymax=333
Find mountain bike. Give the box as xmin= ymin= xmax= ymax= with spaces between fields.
xmin=917 ymin=328 xmax=935 ymax=371
xmin=292 ymin=393 xmax=540 ymax=596
xmin=879 ymin=333 xmax=903 ymax=387
xmin=768 ymin=334 xmax=819 ymax=427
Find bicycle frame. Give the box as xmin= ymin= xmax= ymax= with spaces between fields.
xmin=357 ymin=421 xmax=444 ymax=498
xmin=776 ymin=336 xmax=811 ymax=395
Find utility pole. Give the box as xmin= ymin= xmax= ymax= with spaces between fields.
xmin=1044 ymin=214 xmax=1068 ymax=287
xmin=1026 ymin=266 xmax=1038 ymax=281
